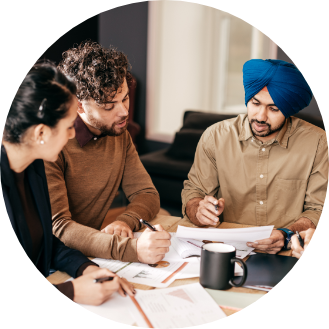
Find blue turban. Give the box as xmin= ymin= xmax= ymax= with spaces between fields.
xmin=243 ymin=59 xmax=313 ymax=117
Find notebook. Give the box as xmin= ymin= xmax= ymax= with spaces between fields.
xmin=243 ymin=253 xmax=298 ymax=289
xmin=171 ymin=236 xmax=203 ymax=258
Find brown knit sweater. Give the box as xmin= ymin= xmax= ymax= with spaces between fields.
xmin=44 ymin=116 xmax=160 ymax=262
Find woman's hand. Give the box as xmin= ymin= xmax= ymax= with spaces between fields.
xmin=72 ymin=268 xmax=135 ymax=305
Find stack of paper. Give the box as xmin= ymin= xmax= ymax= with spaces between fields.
xmin=176 ymin=225 xmax=274 ymax=242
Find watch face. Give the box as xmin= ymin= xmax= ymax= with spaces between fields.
xmin=287 ymin=238 xmax=292 ymax=250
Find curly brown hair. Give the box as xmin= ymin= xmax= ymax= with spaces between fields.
xmin=58 ymin=40 xmax=132 ymax=103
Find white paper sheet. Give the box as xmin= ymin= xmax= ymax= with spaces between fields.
xmin=92 ymin=257 xmax=187 ymax=288
xmin=176 ymin=225 xmax=274 ymax=242
xmin=78 ymin=292 xmax=136 ymax=326
xmin=130 ymin=283 xmax=226 ymax=328
xmin=77 ymin=284 xmax=227 ymax=328
xmin=225 ymin=241 xmax=255 ymax=259
xmin=175 ymin=259 xmax=200 ymax=279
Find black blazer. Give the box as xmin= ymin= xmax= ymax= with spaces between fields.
xmin=1 ymin=145 xmax=91 ymax=278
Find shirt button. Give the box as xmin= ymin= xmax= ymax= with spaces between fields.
xmin=94 ymin=137 xmax=97 ymax=140
xmin=262 ymin=148 xmax=265 ymax=152
xmin=260 ymin=174 xmax=264 ymax=178
xmin=260 ymin=201 xmax=263 ymax=205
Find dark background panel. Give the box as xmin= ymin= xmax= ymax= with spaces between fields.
xmin=39 ymin=15 xmax=99 ymax=65
xmin=276 ymin=47 xmax=321 ymax=117
xmin=98 ymin=2 xmax=151 ymax=154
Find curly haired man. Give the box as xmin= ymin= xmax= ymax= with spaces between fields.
xmin=44 ymin=41 xmax=171 ymax=264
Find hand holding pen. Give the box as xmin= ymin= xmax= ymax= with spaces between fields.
xmin=290 ymin=228 xmax=316 ymax=259
xmin=140 ymin=218 xmax=157 ymax=231
xmin=72 ymin=268 xmax=135 ymax=305
xmin=137 ymin=219 xmax=171 ymax=264
xmin=195 ymin=196 xmax=225 ymax=226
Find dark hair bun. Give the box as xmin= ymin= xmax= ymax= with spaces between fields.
xmin=4 ymin=62 xmax=77 ymax=144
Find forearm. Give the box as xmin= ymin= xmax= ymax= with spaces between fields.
xmin=185 ymin=197 xmax=204 ymax=226
xmin=296 ymin=208 xmax=322 ymax=227
xmin=115 ymin=193 xmax=160 ymax=231
xmin=53 ymin=217 xmax=139 ymax=262
xmin=287 ymin=217 xmax=316 ymax=233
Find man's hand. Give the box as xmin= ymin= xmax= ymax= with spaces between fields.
xmin=291 ymin=228 xmax=315 ymax=259
xmin=72 ymin=268 xmax=135 ymax=306
xmin=195 ymin=196 xmax=225 ymax=226
xmin=137 ymin=224 xmax=171 ymax=264
xmin=101 ymin=220 xmax=134 ymax=238
xmin=247 ymin=230 xmax=285 ymax=254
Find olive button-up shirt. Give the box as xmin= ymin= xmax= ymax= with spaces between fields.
xmin=182 ymin=114 xmax=328 ymax=228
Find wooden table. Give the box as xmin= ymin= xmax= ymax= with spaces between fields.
xmin=47 ymin=214 xmax=292 ymax=317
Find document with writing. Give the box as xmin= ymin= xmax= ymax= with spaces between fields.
xmin=129 ymin=283 xmax=226 ymax=328
xmin=77 ymin=283 xmax=226 ymax=328
xmin=134 ymin=232 xmax=243 ymax=278
xmin=93 ymin=257 xmax=187 ymax=288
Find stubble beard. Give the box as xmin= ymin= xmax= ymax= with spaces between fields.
xmin=249 ymin=118 xmax=286 ymax=138
xmin=86 ymin=113 xmax=129 ymax=136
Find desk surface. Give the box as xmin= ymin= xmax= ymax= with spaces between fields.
xmin=47 ymin=214 xmax=292 ymax=317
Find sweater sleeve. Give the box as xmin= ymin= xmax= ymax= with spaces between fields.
xmin=44 ymin=152 xmax=139 ymax=262
xmin=55 ymin=281 xmax=74 ymax=300
xmin=115 ymin=132 xmax=160 ymax=231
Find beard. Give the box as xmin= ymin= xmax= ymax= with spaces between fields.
xmin=86 ymin=113 xmax=129 ymax=136
xmin=249 ymin=117 xmax=286 ymax=138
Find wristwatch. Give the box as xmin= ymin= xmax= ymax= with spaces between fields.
xmin=276 ymin=228 xmax=294 ymax=250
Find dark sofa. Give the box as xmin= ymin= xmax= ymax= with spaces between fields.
xmin=140 ymin=110 xmax=325 ymax=209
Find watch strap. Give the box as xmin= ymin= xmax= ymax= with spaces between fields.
xmin=277 ymin=228 xmax=294 ymax=250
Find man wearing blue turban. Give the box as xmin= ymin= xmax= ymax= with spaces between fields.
xmin=182 ymin=59 xmax=328 ymax=255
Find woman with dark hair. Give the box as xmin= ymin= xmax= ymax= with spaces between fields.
xmin=1 ymin=63 xmax=135 ymax=305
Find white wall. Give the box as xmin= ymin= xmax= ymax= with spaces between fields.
xmin=146 ymin=1 xmax=276 ymax=143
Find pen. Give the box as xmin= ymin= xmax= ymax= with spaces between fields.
xmin=94 ymin=276 xmax=114 ymax=283
xmin=296 ymin=231 xmax=304 ymax=248
xmin=139 ymin=218 xmax=157 ymax=231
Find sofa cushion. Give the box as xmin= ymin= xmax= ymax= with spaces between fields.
xmin=165 ymin=129 xmax=204 ymax=161
xmin=140 ymin=149 xmax=193 ymax=180
xmin=182 ymin=111 xmax=237 ymax=130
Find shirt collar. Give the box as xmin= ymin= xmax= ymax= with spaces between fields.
xmin=74 ymin=115 xmax=94 ymax=147
xmin=238 ymin=115 xmax=253 ymax=142
xmin=275 ymin=118 xmax=291 ymax=148
xmin=74 ymin=115 xmax=109 ymax=148
xmin=238 ymin=114 xmax=292 ymax=149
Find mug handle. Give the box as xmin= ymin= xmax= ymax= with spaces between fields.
xmin=229 ymin=257 xmax=248 ymax=287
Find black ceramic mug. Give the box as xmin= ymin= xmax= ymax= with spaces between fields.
xmin=200 ymin=243 xmax=248 ymax=290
